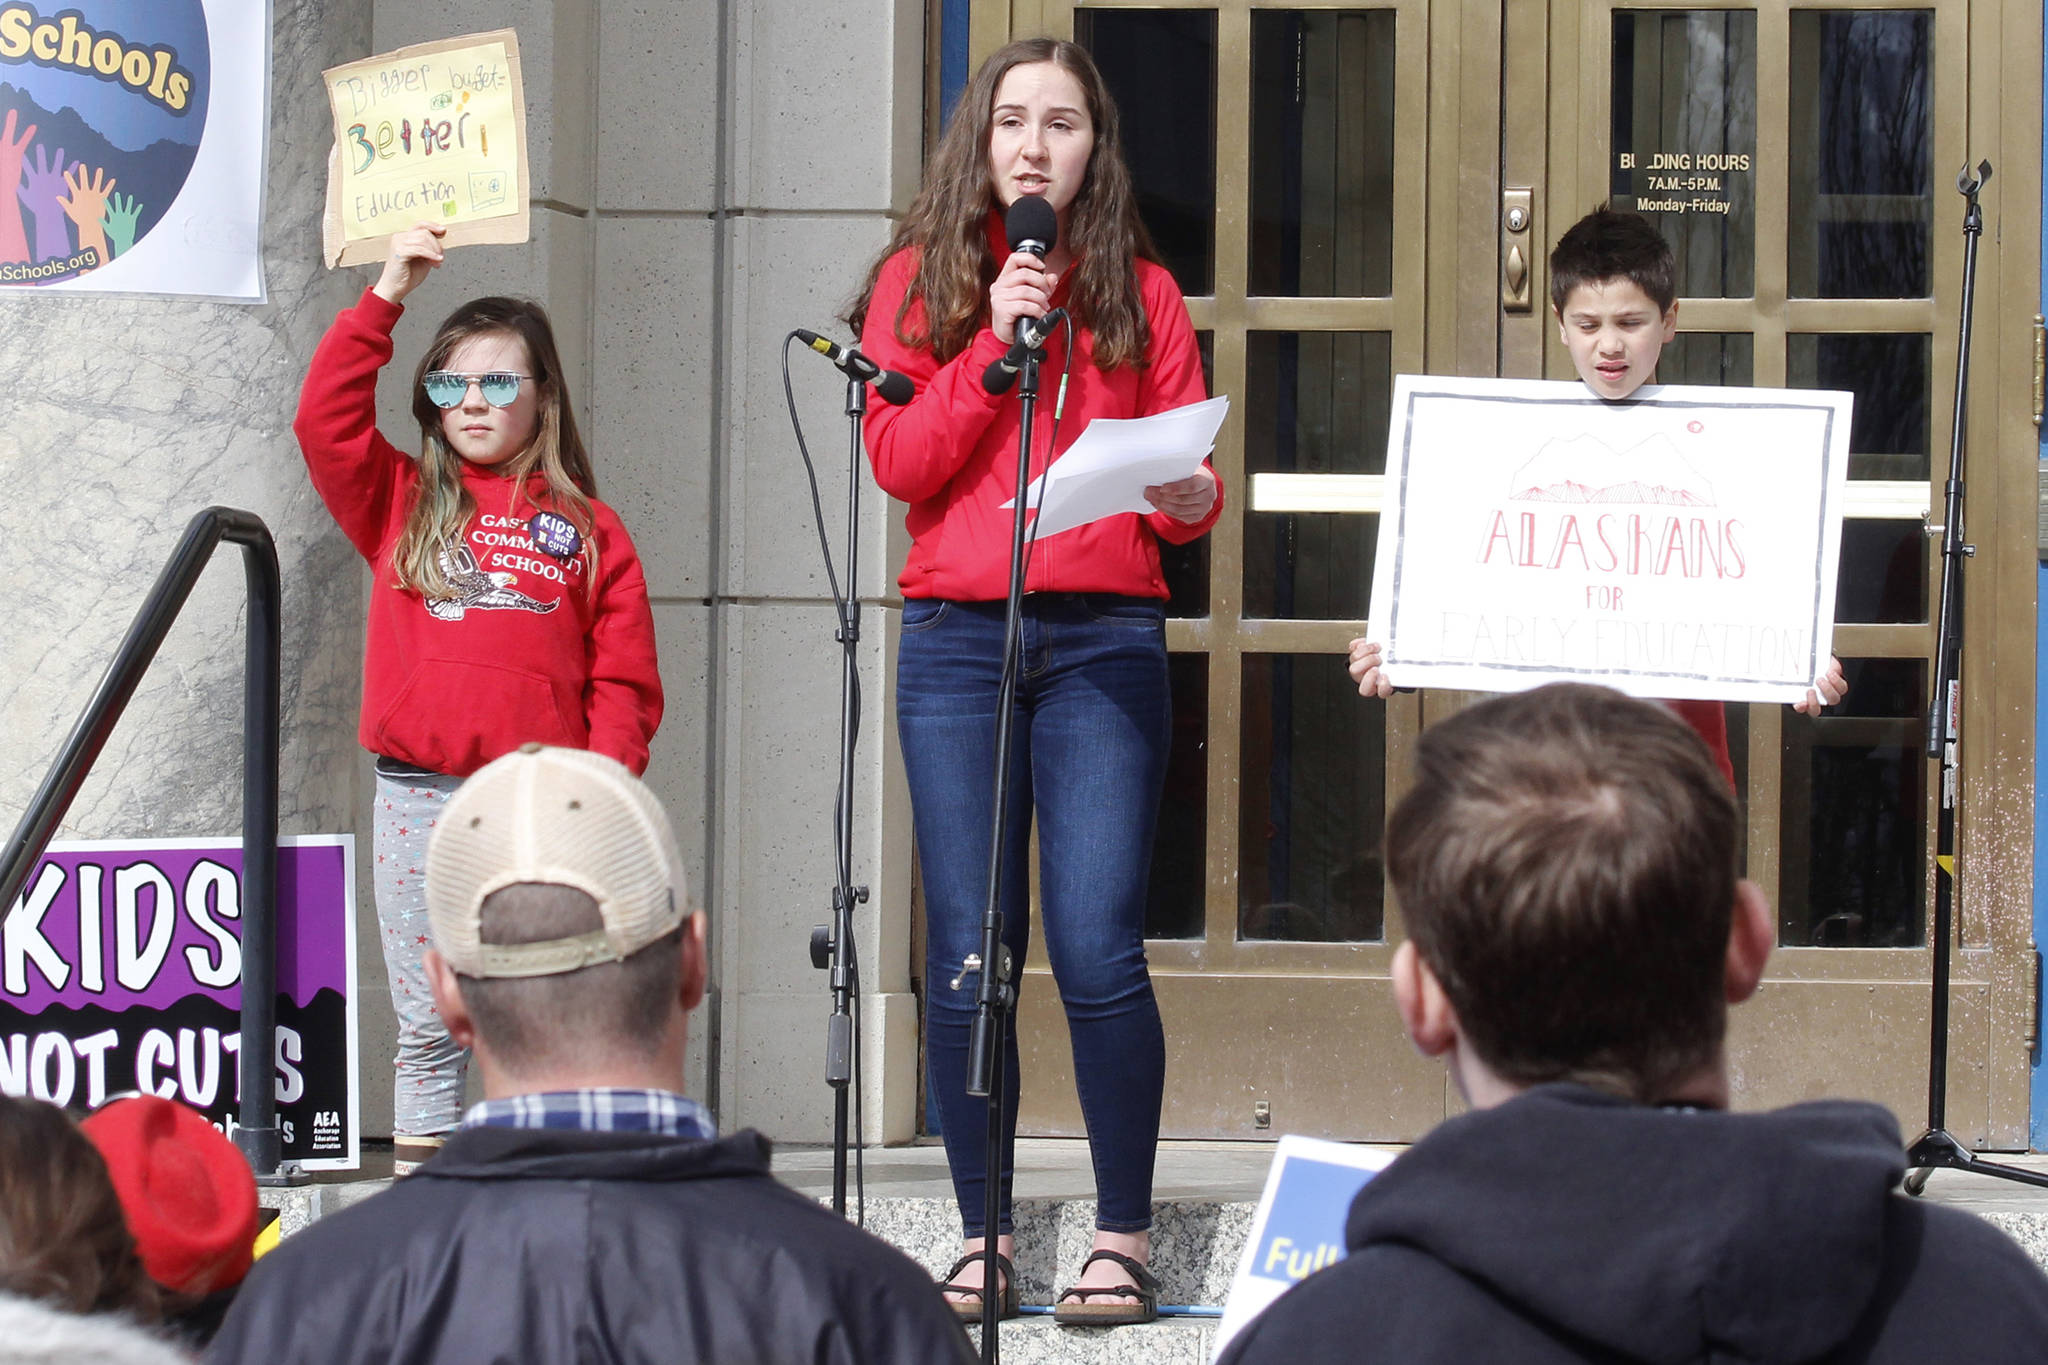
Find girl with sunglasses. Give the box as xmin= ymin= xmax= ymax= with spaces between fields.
xmin=295 ymin=222 xmax=663 ymax=1172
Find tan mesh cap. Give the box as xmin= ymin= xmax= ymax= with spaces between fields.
xmin=426 ymin=743 xmax=687 ymax=979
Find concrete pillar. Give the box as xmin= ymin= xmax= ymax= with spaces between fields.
xmin=361 ymin=0 xmax=928 ymax=1141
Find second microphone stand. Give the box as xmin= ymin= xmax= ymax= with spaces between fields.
xmin=960 ymin=330 xmax=1049 ymax=1365
xmin=808 ymin=369 xmax=872 ymax=1218
xmin=1901 ymin=160 xmax=2048 ymax=1195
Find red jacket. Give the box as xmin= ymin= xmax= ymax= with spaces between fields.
xmin=860 ymin=219 xmax=1222 ymax=600
xmin=295 ymin=289 xmax=663 ymax=777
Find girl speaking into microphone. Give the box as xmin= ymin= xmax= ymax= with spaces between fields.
xmin=848 ymin=36 xmax=1221 ymax=1327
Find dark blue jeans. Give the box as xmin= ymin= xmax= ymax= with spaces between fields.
xmin=898 ymin=594 xmax=1170 ymax=1237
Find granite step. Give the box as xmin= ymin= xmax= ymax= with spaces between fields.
xmin=964 ymin=1314 xmax=1216 ymax=1364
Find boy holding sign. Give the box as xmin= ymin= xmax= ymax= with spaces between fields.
xmin=1348 ymin=208 xmax=1845 ymax=777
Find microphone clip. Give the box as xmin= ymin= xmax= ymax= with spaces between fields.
xmin=982 ymin=308 xmax=1067 ymax=396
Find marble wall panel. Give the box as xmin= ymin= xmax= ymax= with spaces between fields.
xmin=594 ymin=216 xmax=714 ymax=601
xmin=727 ymin=0 xmax=923 ymax=213
xmin=713 ymin=600 xmax=898 ymax=1001
xmin=0 ymin=3 xmax=372 ymax=843
xmin=644 ymin=601 xmax=711 ymax=912
xmin=597 ymin=0 xmax=720 ymax=213
xmin=722 ymin=213 xmax=901 ymax=604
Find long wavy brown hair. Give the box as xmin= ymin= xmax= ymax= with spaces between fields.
xmin=847 ymin=37 xmax=1160 ymax=369
xmin=393 ymin=297 xmax=601 ymax=600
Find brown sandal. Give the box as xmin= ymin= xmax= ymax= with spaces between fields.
xmin=1053 ymin=1248 xmax=1159 ymax=1326
xmin=939 ymin=1250 xmax=1019 ymax=1323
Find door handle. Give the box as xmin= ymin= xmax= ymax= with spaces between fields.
xmin=1502 ymin=188 xmax=1534 ymax=314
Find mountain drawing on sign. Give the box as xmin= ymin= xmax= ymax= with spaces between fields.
xmin=1507 ymin=434 xmax=1716 ymax=507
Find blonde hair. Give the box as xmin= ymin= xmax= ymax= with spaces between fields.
xmin=392 ymin=297 xmax=600 ymax=599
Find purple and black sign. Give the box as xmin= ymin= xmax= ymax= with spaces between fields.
xmin=0 ymin=836 xmax=358 ymax=1169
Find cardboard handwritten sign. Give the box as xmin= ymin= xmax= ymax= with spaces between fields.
xmin=321 ymin=29 xmax=529 ymax=267
xmin=1368 ymin=376 xmax=1852 ymax=704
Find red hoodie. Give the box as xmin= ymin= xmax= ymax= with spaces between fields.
xmin=295 ymin=289 xmax=662 ymax=777
xmin=859 ymin=216 xmax=1222 ymax=600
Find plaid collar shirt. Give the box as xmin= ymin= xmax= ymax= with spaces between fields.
xmin=460 ymin=1088 xmax=716 ymax=1140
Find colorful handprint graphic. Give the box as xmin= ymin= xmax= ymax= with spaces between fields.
xmin=0 ymin=1 xmax=218 ymax=287
xmin=100 ymin=193 xmax=143 ymax=260
xmin=18 ymin=145 xmax=74 ymax=263
xmin=0 ymin=109 xmax=36 ymax=265
xmin=60 ymin=164 xmax=115 ymax=266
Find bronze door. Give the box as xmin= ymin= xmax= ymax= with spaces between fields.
xmin=966 ymin=0 xmax=2039 ymax=1145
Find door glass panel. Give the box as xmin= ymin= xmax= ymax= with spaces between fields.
xmin=1788 ymin=331 xmax=1930 ymax=622
xmin=1834 ymin=520 xmax=1927 ymax=623
xmin=1660 ymin=332 xmax=1753 ymax=386
xmin=1610 ymin=10 xmax=1758 ymax=299
xmin=1244 ymin=330 xmax=1392 ymax=619
xmin=1788 ymin=11 xmax=1933 ymax=299
xmin=1724 ymin=701 xmax=1750 ymax=874
xmin=1787 ymin=333 xmax=1931 ymax=482
xmin=1162 ymin=331 xmax=1216 ymax=619
xmin=1238 ymin=654 xmax=1385 ymax=942
xmin=1777 ymin=657 xmax=1927 ymax=947
xmin=1147 ymin=654 xmax=1209 ymax=940
xmin=1079 ymin=9 xmax=1219 ymax=296
xmin=1249 ymin=9 xmax=1396 ymax=298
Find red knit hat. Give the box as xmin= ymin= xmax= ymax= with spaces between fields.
xmin=79 ymin=1096 xmax=259 ymax=1297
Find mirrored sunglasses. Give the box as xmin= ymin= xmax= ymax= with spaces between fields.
xmin=423 ymin=370 xmax=532 ymax=409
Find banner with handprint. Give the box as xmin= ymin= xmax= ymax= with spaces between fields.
xmin=321 ymin=30 xmax=529 ymax=269
xmin=0 ymin=0 xmax=266 ymax=299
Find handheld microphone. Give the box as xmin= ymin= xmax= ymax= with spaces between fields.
xmin=795 ymin=330 xmax=915 ymax=406
xmin=1004 ymin=195 xmax=1057 ymax=263
xmin=982 ymin=198 xmax=1065 ymax=395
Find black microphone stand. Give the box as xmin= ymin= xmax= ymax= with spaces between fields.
xmin=1901 ymin=161 xmax=2047 ymax=1195
xmin=807 ymin=367 xmax=872 ymax=1218
xmin=960 ymin=331 xmax=1048 ymax=1364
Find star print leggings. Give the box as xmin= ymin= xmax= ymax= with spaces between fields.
xmin=372 ymin=767 xmax=469 ymax=1137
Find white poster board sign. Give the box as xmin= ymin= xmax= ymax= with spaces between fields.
xmin=0 ymin=0 xmax=269 ymax=301
xmin=1212 ymin=1135 xmax=1395 ymax=1360
xmin=1368 ymin=376 xmax=1852 ymax=704
xmin=1 ymin=835 xmax=360 ymax=1170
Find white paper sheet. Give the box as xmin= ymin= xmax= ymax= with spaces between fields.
xmin=1002 ymin=394 xmax=1230 ymax=537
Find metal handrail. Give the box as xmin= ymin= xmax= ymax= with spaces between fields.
xmin=0 ymin=507 xmax=294 ymax=1182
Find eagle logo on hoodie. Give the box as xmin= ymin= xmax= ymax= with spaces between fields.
xmin=424 ymin=545 xmax=559 ymax=622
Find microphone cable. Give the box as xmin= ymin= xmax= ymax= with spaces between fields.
xmin=1019 ymin=311 xmax=1080 ymax=585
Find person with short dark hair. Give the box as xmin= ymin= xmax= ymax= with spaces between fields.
xmin=208 ymin=744 xmax=973 ymax=1365
xmin=1546 ymin=204 xmax=1678 ymax=322
xmin=1219 ymin=685 xmax=2048 ymax=1365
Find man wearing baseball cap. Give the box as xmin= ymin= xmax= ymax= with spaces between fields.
xmin=209 ymin=744 xmax=972 ymax=1364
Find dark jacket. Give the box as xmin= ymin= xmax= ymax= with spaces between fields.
xmin=1220 ymin=1084 xmax=2048 ymax=1365
xmin=206 ymin=1126 xmax=974 ymax=1365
